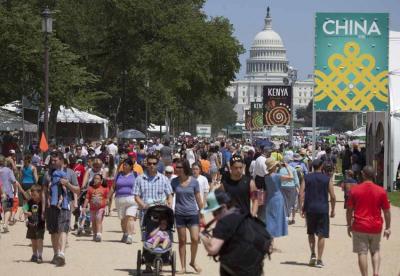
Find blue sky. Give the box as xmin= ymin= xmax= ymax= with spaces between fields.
xmin=203 ymin=0 xmax=400 ymax=80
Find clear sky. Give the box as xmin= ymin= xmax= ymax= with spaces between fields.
xmin=203 ymin=0 xmax=400 ymax=80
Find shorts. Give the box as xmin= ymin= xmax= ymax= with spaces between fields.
xmin=2 ymin=197 xmax=13 ymax=212
xmin=26 ymin=226 xmax=45 ymax=240
xmin=90 ymin=208 xmax=106 ymax=221
xmin=115 ymin=196 xmax=137 ymax=219
xmin=47 ymin=206 xmax=71 ymax=234
xmin=352 ymin=231 xmax=381 ymax=254
xmin=175 ymin=214 xmax=199 ymax=228
xmin=306 ymin=213 xmax=329 ymax=238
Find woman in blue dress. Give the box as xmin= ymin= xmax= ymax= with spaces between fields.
xmin=264 ymin=158 xmax=293 ymax=241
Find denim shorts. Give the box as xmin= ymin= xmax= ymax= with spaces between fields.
xmin=175 ymin=214 xmax=199 ymax=228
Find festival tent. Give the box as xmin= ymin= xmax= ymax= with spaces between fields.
xmin=0 ymin=108 xmax=37 ymax=132
xmin=349 ymin=126 xmax=366 ymax=137
xmin=2 ymin=101 xmax=109 ymax=142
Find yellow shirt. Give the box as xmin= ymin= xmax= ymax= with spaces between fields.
xmin=271 ymin=152 xmax=283 ymax=162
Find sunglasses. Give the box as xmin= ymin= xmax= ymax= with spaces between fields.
xmin=165 ymin=171 xmax=173 ymax=174
xmin=148 ymin=162 xmax=158 ymax=166
xmin=175 ymin=166 xmax=183 ymax=169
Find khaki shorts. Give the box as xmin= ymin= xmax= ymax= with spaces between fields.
xmin=115 ymin=196 xmax=137 ymax=219
xmin=352 ymin=231 xmax=381 ymax=254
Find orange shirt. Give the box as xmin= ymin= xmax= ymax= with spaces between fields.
xmin=200 ymin=159 xmax=210 ymax=174
xmin=87 ymin=185 xmax=109 ymax=211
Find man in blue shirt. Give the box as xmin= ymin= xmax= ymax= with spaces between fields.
xmin=43 ymin=152 xmax=80 ymax=267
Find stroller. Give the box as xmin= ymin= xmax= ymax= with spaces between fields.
xmin=137 ymin=205 xmax=176 ymax=276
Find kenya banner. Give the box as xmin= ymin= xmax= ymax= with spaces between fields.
xmin=244 ymin=109 xmax=252 ymax=130
xmin=314 ymin=13 xmax=389 ymax=111
xmin=250 ymin=102 xmax=263 ymax=130
xmin=263 ymin=85 xmax=292 ymax=126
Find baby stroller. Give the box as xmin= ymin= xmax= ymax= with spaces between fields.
xmin=136 ymin=205 xmax=176 ymax=276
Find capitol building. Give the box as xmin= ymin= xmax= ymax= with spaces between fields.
xmin=226 ymin=8 xmax=313 ymax=122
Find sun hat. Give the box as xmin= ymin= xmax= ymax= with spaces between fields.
xmin=293 ymin=153 xmax=302 ymax=161
xmin=201 ymin=191 xmax=231 ymax=214
xmin=265 ymin=158 xmax=279 ymax=172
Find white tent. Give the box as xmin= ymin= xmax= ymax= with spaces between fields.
xmin=349 ymin=126 xmax=366 ymax=137
xmin=2 ymin=101 xmax=109 ymax=139
xmin=389 ymin=31 xmax=400 ymax=188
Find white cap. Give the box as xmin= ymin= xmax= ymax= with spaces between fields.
xmin=9 ymin=149 xmax=15 ymax=154
xmin=165 ymin=166 xmax=174 ymax=173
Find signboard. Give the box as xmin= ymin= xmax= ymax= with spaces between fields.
xmin=196 ymin=124 xmax=211 ymax=137
xmin=314 ymin=13 xmax=389 ymax=111
xmin=251 ymin=102 xmax=263 ymax=130
xmin=263 ymin=85 xmax=292 ymax=126
xmin=244 ymin=109 xmax=252 ymax=130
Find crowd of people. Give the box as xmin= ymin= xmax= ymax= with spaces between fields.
xmin=0 ymin=136 xmax=393 ymax=276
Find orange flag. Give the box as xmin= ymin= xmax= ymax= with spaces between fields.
xmin=39 ymin=132 xmax=49 ymax=152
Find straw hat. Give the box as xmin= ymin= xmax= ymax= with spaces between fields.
xmin=265 ymin=158 xmax=279 ymax=172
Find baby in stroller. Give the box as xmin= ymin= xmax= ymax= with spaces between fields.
xmin=146 ymin=218 xmax=171 ymax=250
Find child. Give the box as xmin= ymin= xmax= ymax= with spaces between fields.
xmin=146 ymin=218 xmax=170 ymax=249
xmin=23 ymin=184 xmax=45 ymax=263
xmin=341 ymin=170 xmax=357 ymax=209
xmin=82 ymin=174 xmax=109 ymax=242
xmin=50 ymin=170 xmax=67 ymax=209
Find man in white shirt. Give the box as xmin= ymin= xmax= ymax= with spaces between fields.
xmin=253 ymin=148 xmax=270 ymax=189
xmin=106 ymin=139 xmax=118 ymax=157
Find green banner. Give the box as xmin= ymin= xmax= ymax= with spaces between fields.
xmin=314 ymin=13 xmax=389 ymax=111
xmin=251 ymin=102 xmax=263 ymax=130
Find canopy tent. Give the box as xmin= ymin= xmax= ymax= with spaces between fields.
xmin=179 ymin=132 xmax=191 ymax=136
xmin=349 ymin=126 xmax=366 ymax=137
xmin=270 ymin=126 xmax=288 ymax=136
xmin=117 ymin=129 xmax=146 ymax=140
xmin=0 ymin=108 xmax=37 ymax=132
xmin=147 ymin=124 xmax=167 ymax=134
xmin=2 ymin=101 xmax=109 ymax=142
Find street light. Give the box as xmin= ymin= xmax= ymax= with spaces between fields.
xmin=284 ymin=66 xmax=298 ymax=146
xmin=42 ymin=7 xmax=52 ymax=140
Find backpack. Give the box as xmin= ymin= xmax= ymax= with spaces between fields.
xmin=321 ymin=154 xmax=334 ymax=175
xmin=215 ymin=212 xmax=273 ymax=274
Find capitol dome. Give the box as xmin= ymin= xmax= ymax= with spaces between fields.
xmin=246 ymin=7 xmax=288 ymax=81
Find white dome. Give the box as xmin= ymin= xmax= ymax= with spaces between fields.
xmin=252 ymin=30 xmax=284 ymax=47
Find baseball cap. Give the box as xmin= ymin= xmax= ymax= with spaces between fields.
xmin=128 ymin=151 xmax=137 ymax=159
xmin=9 ymin=149 xmax=15 ymax=154
xmin=165 ymin=166 xmax=174 ymax=173
xmin=201 ymin=190 xmax=231 ymax=214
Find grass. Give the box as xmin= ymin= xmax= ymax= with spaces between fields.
xmin=388 ymin=192 xmax=400 ymax=207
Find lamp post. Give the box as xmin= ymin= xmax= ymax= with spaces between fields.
xmin=287 ymin=66 xmax=297 ymax=146
xmin=42 ymin=7 xmax=52 ymax=139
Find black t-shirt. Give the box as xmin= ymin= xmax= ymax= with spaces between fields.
xmin=24 ymin=199 xmax=45 ymax=228
xmin=244 ymin=157 xmax=252 ymax=177
xmin=213 ymin=208 xmax=245 ymax=255
xmin=222 ymin=175 xmax=251 ymax=213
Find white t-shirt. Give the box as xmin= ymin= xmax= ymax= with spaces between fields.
xmin=253 ymin=155 xmax=267 ymax=177
xmin=107 ymin=143 xmax=118 ymax=156
xmin=186 ymin=149 xmax=196 ymax=167
xmin=194 ymin=174 xmax=210 ymax=209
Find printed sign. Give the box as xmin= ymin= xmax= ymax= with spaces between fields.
xmin=244 ymin=110 xmax=252 ymax=130
xmin=263 ymin=85 xmax=292 ymax=126
xmin=314 ymin=13 xmax=389 ymax=111
xmin=251 ymin=102 xmax=263 ymax=130
xmin=196 ymin=124 xmax=212 ymax=137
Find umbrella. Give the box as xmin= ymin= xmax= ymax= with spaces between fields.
xmin=117 ymin=129 xmax=146 ymax=139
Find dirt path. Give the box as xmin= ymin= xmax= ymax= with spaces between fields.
xmin=1 ymin=187 xmax=399 ymax=276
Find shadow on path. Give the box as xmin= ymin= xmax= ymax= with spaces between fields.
xmin=280 ymin=261 xmax=310 ymax=267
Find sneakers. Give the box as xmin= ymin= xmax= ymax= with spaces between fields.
xmin=95 ymin=234 xmax=102 ymax=242
xmin=315 ymin=260 xmax=324 ymax=268
xmin=121 ymin=233 xmax=128 ymax=243
xmin=126 ymin=235 xmax=133 ymax=244
xmin=30 ymin=255 xmax=38 ymax=262
xmin=36 ymin=256 xmax=43 ymax=264
xmin=55 ymin=253 xmax=66 ymax=267
xmin=50 ymin=255 xmax=57 ymax=264
xmin=3 ymin=225 xmax=9 ymax=233
xmin=309 ymin=253 xmax=317 ymax=266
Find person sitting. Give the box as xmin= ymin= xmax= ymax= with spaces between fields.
xmin=146 ymin=218 xmax=170 ymax=249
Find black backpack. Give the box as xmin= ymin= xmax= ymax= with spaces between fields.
xmin=216 ymin=212 xmax=273 ymax=275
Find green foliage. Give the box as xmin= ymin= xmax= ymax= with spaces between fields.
xmin=0 ymin=0 xmax=243 ymax=137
